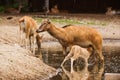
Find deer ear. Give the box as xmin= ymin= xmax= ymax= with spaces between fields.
xmin=19 ymin=18 xmax=24 ymax=23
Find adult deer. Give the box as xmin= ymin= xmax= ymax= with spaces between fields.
xmin=36 ymin=19 xmax=104 ymax=63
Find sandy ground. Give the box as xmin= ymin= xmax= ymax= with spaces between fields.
xmin=0 ymin=43 xmax=56 ymax=80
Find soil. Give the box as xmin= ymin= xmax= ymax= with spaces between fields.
xmin=0 ymin=43 xmax=56 ymax=80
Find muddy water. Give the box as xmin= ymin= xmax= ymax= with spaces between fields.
xmin=37 ymin=41 xmax=120 ymax=80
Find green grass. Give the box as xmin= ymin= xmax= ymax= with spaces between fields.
xmin=79 ymin=20 xmax=107 ymax=26
xmin=34 ymin=17 xmax=108 ymax=26
xmin=51 ymin=18 xmax=80 ymax=24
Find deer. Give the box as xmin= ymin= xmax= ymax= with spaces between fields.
xmin=51 ymin=5 xmax=59 ymax=14
xmin=36 ymin=19 xmax=104 ymax=63
xmin=5 ymin=5 xmax=23 ymax=14
xmin=105 ymin=7 xmax=120 ymax=15
xmin=61 ymin=45 xmax=92 ymax=69
xmin=19 ymin=16 xmax=42 ymax=54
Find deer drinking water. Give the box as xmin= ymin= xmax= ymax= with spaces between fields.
xmin=36 ymin=19 xmax=104 ymax=63
xmin=61 ymin=45 xmax=92 ymax=69
xmin=19 ymin=16 xmax=42 ymax=54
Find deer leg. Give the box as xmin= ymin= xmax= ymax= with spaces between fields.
xmin=62 ymin=46 xmax=67 ymax=55
xmin=32 ymin=35 xmax=36 ymax=54
xmin=84 ymin=61 xmax=88 ymax=72
xmin=25 ymin=38 xmax=29 ymax=49
xmin=20 ymin=30 xmax=24 ymax=46
xmin=94 ymin=44 xmax=104 ymax=64
xmin=96 ymin=49 xmax=104 ymax=64
xmin=85 ymin=58 xmax=89 ymax=67
xmin=29 ymin=36 xmax=32 ymax=51
xmin=71 ymin=58 xmax=74 ymax=73
xmin=25 ymin=29 xmax=30 ymax=49
xmin=36 ymin=35 xmax=41 ymax=53
xmin=19 ymin=30 xmax=22 ymax=45
xmin=61 ymin=51 xmax=73 ymax=66
xmin=99 ymin=51 xmax=104 ymax=63
xmin=61 ymin=64 xmax=71 ymax=78
xmin=19 ymin=26 xmax=22 ymax=45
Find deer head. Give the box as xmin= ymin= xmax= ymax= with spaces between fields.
xmin=36 ymin=19 xmax=51 ymax=33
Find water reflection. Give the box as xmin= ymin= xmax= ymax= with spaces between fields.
xmin=61 ymin=64 xmax=89 ymax=80
xmin=88 ymin=63 xmax=104 ymax=80
xmin=61 ymin=63 xmax=104 ymax=80
xmin=49 ymin=62 xmax=104 ymax=80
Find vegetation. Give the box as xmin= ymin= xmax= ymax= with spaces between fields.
xmin=0 ymin=0 xmax=28 ymax=12
xmin=34 ymin=18 xmax=108 ymax=26
xmin=0 ymin=6 xmax=5 ymax=12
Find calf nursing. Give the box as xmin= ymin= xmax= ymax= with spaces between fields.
xmin=36 ymin=19 xmax=104 ymax=63
xmin=19 ymin=16 xmax=42 ymax=54
xmin=61 ymin=45 xmax=92 ymax=69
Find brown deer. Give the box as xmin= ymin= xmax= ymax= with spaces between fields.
xmin=105 ymin=7 xmax=120 ymax=15
xmin=61 ymin=45 xmax=92 ymax=68
xmin=36 ymin=34 xmax=43 ymax=53
xmin=5 ymin=5 xmax=23 ymax=14
xmin=36 ymin=19 xmax=104 ymax=63
xmin=19 ymin=16 xmax=42 ymax=54
xmin=51 ymin=5 xmax=59 ymax=14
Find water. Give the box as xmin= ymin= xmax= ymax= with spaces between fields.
xmin=41 ymin=50 xmax=104 ymax=80
xmin=37 ymin=41 xmax=120 ymax=80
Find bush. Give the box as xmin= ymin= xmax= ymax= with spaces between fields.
xmin=0 ymin=6 xmax=5 ymax=12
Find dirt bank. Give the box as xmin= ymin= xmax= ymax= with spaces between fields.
xmin=0 ymin=43 xmax=56 ymax=80
xmin=0 ymin=18 xmax=56 ymax=79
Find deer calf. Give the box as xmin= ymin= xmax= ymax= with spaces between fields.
xmin=19 ymin=16 xmax=42 ymax=54
xmin=61 ymin=45 xmax=92 ymax=70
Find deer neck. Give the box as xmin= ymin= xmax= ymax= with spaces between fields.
xmin=48 ymin=23 xmax=67 ymax=40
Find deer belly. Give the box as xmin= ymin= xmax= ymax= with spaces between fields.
xmin=76 ymin=41 xmax=92 ymax=48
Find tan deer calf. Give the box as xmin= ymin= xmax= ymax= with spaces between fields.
xmin=19 ymin=16 xmax=42 ymax=54
xmin=61 ymin=45 xmax=92 ymax=71
xmin=36 ymin=19 xmax=104 ymax=63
